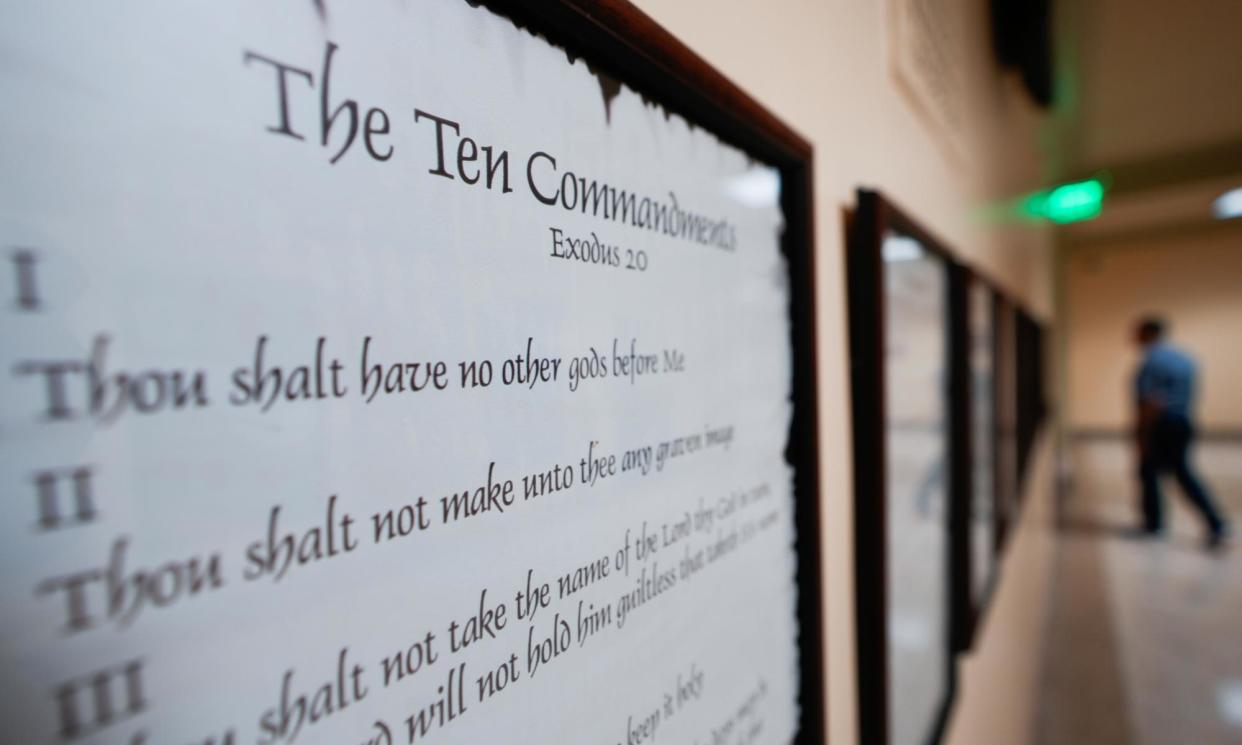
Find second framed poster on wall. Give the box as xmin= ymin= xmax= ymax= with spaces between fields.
xmin=849 ymin=189 xmax=958 ymax=745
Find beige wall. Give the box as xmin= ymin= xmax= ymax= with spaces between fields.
xmin=629 ymin=2 xmax=1057 ymax=744
xmin=1064 ymin=221 xmax=1242 ymax=432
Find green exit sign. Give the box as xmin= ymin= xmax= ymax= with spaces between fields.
xmin=1021 ymin=178 xmax=1105 ymax=223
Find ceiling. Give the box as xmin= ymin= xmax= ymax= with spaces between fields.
xmin=1053 ymin=0 xmax=1242 ymax=239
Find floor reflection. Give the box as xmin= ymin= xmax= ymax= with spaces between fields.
xmin=1035 ymin=437 xmax=1242 ymax=745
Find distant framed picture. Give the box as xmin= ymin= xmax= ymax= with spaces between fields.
xmin=991 ymin=293 xmax=1020 ymax=551
xmin=848 ymin=189 xmax=960 ymax=745
xmin=950 ymin=272 xmax=1001 ymax=652
xmin=1015 ymin=308 xmax=1049 ymax=489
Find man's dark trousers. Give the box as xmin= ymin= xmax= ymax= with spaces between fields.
xmin=1140 ymin=413 xmax=1226 ymax=534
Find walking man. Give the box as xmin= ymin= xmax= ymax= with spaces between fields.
xmin=1133 ymin=316 xmax=1229 ymax=549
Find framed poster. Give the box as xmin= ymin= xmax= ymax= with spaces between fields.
xmin=991 ymin=293 xmax=1020 ymax=551
xmin=1014 ymin=308 xmax=1048 ymax=490
xmin=0 ymin=2 xmax=826 ymax=744
xmin=949 ymin=272 xmax=1000 ymax=652
xmin=848 ymin=190 xmax=959 ymax=745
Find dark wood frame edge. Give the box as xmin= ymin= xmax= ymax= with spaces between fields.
xmin=948 ymin=261 xmax=975 ymax=655
xmin=481 ymin=2 xmax=826 ymax=742
xmin=848 ymin=190 xmax=888 ymax=745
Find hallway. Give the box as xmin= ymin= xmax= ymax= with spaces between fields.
xmin=1035 ymin=438 xmax=1242 ymax=744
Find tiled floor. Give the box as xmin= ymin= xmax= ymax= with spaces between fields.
xmin=1035 ymin=438 xmax=1242 ymax=745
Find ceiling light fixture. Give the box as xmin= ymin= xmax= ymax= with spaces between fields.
xmin=1211 ymin=187 xmax=1242 ymax=220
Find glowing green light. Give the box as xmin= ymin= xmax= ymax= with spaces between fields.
xmin=1021 ymin=179 xmax=1105 ymax=223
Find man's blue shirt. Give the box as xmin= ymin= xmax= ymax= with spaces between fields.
xmin=1135 ymin=342 xmax=1198 ymax=418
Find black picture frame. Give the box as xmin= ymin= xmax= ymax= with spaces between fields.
xmin=990 ymin=292 xmax=1020 ymax=553
xmin=489 ymin=2 xmax=826 ymax=742
xmin=951 ymin=273 xmax=1002 ymax=653
xmin=993 ymin=295 xmax=1048 ymax=543
xmin=950 ymin=270 xmax=1049 ymax=652
xmin=848 ymin=189 xmax=962 ymax=745
xmin=1015 ymin=307 xmax=1049 ymax=489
